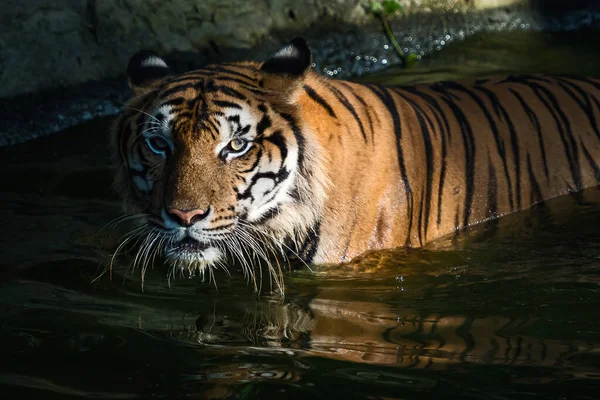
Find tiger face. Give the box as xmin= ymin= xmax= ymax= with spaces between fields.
xmin=112 ymin=39 xmax=327 ymax=283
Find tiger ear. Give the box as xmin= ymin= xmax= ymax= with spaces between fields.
xmin=126 ymin=50 xmax=172 ymax=91
xmin=260 ymin=37 xmax=312 ymax=76
xmin=259 ymin=38 xmax=312 ymax=101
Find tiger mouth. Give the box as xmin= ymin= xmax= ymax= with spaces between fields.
xmin=176 ymin=237 xmax=211 ymax=254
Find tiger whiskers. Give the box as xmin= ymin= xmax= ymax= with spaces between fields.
xmin=137 ymin=228 xmax=164 ymax=289
xmin=127 ymin=107 xmax=169 ymax=130
xmin=100 ymin=214 xmax=303 ymax=295
xmin=97 ymin=212 xmax=150 ymax=235
xmin=235 ymin=221 xmax=295 ymax=294
xmin=103 ymin=223 xmax=171 ymax=291
xmin=239 ymin=220 xmax=313 ymax=273
xmin=93 ymin=222 xmax=151 ymax=283
xmin=224 ymin=234 xmax=256 ymax=290
xmin=134 ymin=126 xmax=161 ymax=141
xmin=232 ymin=228 xmax=271 ymax=290
xmin=128 ymin=107 xmax=172 ymax=141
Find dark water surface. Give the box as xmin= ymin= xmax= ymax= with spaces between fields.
xmin=2 ymin=31 xmax=600 ymax=399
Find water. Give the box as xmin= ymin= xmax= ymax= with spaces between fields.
xmin=2 ymin=30 xmax=600 ymax=399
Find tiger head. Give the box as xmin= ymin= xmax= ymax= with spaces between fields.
xmin=111 ymin=38 xmax=328 ymax=286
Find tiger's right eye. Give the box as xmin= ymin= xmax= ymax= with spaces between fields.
xmin=145 ymin=135 xmax=170 ymax=156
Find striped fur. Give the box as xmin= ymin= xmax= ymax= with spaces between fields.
xmin=111 ymin=39 xmax=600 ymax=289
xmin=306 ymin=74 xmax=600 ymax=263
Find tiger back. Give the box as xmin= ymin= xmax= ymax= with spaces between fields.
xmin=301 ymin=73 xmax=600 ymax=262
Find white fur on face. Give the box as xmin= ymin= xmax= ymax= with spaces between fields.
xmin=249 ymin=131 xmax=299 ymax=222
xmin=146 ymin=105 xmax=174 ymax=139
xmin=165 ymin=243 xmax=225 ymax=275
xmin=214 ymin=105 xmax=256 ymax=159
xmin=214 ymin=105 xmax=300 ymax=223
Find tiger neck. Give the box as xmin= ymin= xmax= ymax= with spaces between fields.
xmin=257 ymin=77 xmax=331 ymax=264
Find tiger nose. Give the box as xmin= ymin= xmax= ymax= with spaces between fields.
xmin=166 ymin=207 xmax=209 ymax=227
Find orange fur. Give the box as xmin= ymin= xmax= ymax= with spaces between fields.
xmin=111 ymin=41 xmax=600 ymax=285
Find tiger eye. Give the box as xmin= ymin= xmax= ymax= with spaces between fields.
xmin=229 ymin=138 xmax=246 ymax=152
xmin=145 ymin=135 xmax=170 ymax=155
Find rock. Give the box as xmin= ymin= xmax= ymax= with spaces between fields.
xmin=0 ymin=0 xmax=530 ymax=99
xmin=2 ymin=0 xmax=600 ymax=147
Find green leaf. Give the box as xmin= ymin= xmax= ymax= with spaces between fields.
xmin=381 ymin=0 xmax=403 ymax=15
xmin=368 ymin=1 xmax=384 ymax=15
xmin=404 ymin=53 xmax=419 ymax=67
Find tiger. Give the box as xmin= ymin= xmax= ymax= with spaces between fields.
xmin=111 ymin=37 xmax=600 ymax=291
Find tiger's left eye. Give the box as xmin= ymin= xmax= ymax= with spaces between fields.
xmin=145 ymin=135 xmax=170 ymax=156
xmin=220 ymin=138 xmax=251 ymax=159
xmin=228 ymin=138 xmax=247 ymax=152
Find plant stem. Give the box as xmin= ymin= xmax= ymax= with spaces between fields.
xmin=379 ymin=14 xmax=407 ymax=64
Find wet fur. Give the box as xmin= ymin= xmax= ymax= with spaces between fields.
xmin=111 ymin=39 xmax=600 ymax=290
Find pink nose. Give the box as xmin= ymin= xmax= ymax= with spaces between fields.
xmin=167 ymin=207 xmax=208 ymax=227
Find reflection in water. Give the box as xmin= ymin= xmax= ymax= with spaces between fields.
xmin=2 ymin=135 xmax=600 ymax=398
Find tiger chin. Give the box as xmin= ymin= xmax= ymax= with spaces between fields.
xmin=111 ymin=37 xmax=600 ymax=291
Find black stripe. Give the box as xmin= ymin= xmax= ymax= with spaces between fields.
xmin=509 ymin=88 xmax=549 ymax=181
xmin=475 ymin=85 xmax=522 ymax=210
xmin=487 ymin=155 xmax=499 ymax=221
xmin=262 ymin=130 xmax=288 ymax=163
xmin=554 ymin=77 xmax=600 ymax=142
xmin=391 ymin=88 xmax=435 ymax=240
xmin=206 ymin=66 xmax=257 ymax=82
xmin=327 ymin=83 xmax=368 ymax=142
xmin=204 ymin=223 xmax=235 ymax=231
xmin=256 ymin=106 xmax=272 ymax=137
xmin=526 ymin=153 xmax=544 ymax=204
xmin=401 ymin=86 xmax=450 ymax=225
xmin=159 ymin=82 xmax=200 ymax=100
xmin=203 ymin=118 xmax=220 ymax=136
xmin=366 ymin=84 xmax=414 ymax=246
xmin=162 ymin=97 xmax=186 ymax=108
xmin=277 ymin=111 xmax=305 ymax=173
xmin=215 ymin=85 xmax=247 ymax=100
xmin=431 ymin=83 xmax=477 ymax=228
xmin=165 ymin=74 xmax=206 ymax=85
xmin=251 ymin=206 xmax=281 ymax=225
xmin=166 ymin=70 xmax=258 ymax=94
xmin=299 ymin=219 xmax=321 ymax=264
xmin=340 ymin=82 xmax=375 ymax=146
xmin=236 ymin=170 xmax=291 ymax=201
xmin=215 ymin=76 xmax=259 ymax=88
xmin=439 ymin=82 xmax=513 ymax=213
xmin=170 ymin=66 xmax=255 ymax=85
xmin=303 ymin=84 xmax=337 ymax=118
xmin=516 ymin=77 xmax=582 ymax=190
xmin=566 ymin=75 xmax=600 ymax=92
xmin=212 ymin=100 xmax=242 ymax=109
xmin=580 ymin=138 xmax=600 ymax=183
xmin=417 ymin=191 xmax=425 ymax=246
xmin=238 ymin=147 xmax=263 ymax=174
xmin=242 ymin=87 xmax=267 ymax=96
